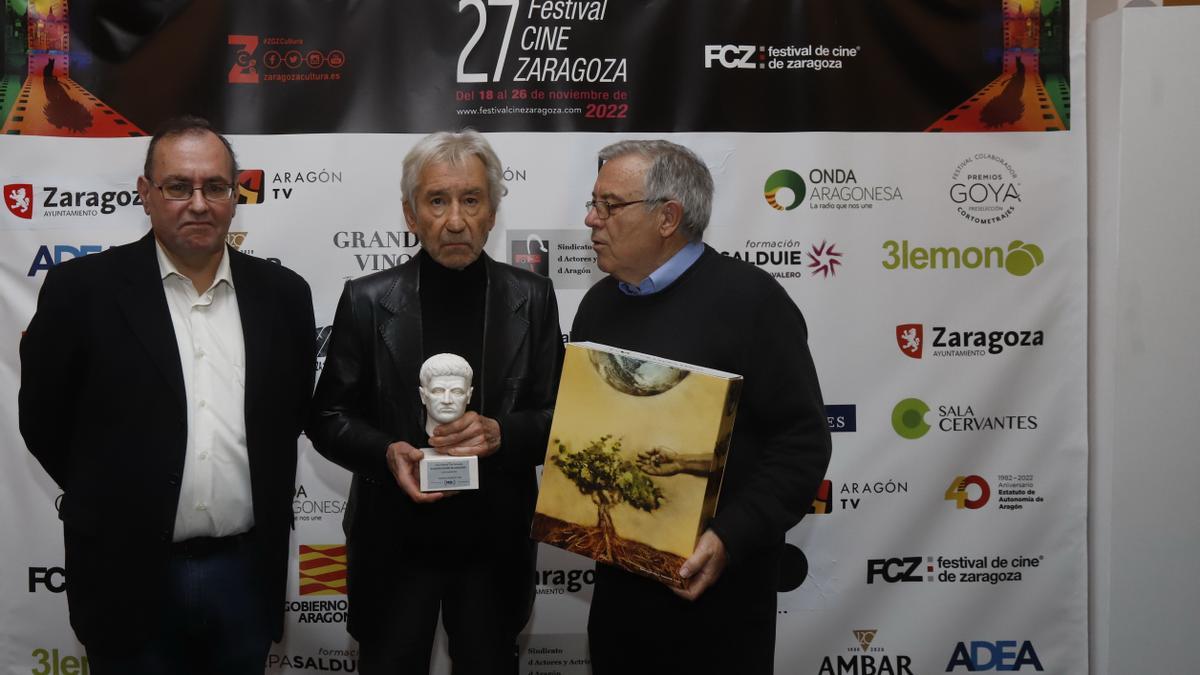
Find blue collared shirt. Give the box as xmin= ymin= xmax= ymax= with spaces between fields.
xmin=618 ymin=240 xmax=705 ymax=296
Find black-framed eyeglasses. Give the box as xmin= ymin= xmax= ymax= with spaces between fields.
xmin=152 ymin=181 xmax=235 ymax=202
xmin=585 ymin=198 xmax=663 ymax=220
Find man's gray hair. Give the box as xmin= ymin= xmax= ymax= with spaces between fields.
xmin=401 ymin=129 xmax=508 ymax=211
xmin=419 ymin=353 xmax=474 ymax=387
xmin=597 ymin=140 xmax=714 ymax=241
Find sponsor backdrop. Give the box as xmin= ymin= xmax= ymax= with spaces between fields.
xmin=0 ymin=1 xmax=1086 ymax=674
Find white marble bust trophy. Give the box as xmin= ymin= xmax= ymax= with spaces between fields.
xmin=417 ymin=353 xmax=480 ymax=491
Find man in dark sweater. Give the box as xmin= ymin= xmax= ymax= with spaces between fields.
xmin=308 ymin=130 xmax=563 ymax=674
xmin=575 ymin=140 xmax=832 ymax=674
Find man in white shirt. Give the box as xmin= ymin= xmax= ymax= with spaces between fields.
xmin=19 ymin=116 xmax=316 ymax=674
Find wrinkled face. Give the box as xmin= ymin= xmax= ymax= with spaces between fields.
xmin=419 ymin=374 xmax=472 ymax=424
xmin=136 ymin=131 xmax=236 ymax=264
xmin=404 ymin=156 xmax=496 ymax=269
xmin=584 ymin=154 xmax=665 ymax=285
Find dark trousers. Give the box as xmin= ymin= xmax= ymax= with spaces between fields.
xmin=86 ymin=533 xmax=271 ymax=675
xmin=587 ymin=564 xmax=778 ymax=675
xmin=357 ymin=560 xmax=520 ymax=675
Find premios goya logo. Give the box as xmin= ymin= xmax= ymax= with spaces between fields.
xmin=763 ymin=169 xmax=806 ymax=210
xmin=298 ymin=544 xmax=347 ymax=596
xmin=817 ymin=630 xmax=913 ymax=675
xmin=882 ymin=240 xmax=1044 ymax=277
xmin=891 ymin=398 xmax=1038 ymax=440
xmin=950 ymin=154 xmax=1022 ymax=225
xmin=946 ymin=641 xmax=1044 ymax=672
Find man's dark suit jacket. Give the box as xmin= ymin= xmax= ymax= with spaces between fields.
xmin=18 ymin=232 xmax=316 ymax=651
xmin=307 ymin=251 xmax=563 ymax=643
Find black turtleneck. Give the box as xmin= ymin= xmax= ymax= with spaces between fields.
xmin=418 ymin=250 xmax=487 ymax=406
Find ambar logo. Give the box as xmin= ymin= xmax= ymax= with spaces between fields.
xmin=763 ymin=170 xmax=806 ymax=210
xmin=299 ymin=544 xmax=347 ymax=595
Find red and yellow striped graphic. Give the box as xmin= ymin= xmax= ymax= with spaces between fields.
xmin=299 ymin=544 xmax=347 ymax=596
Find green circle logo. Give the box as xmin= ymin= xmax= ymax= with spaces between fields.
xmin=764 ymin=169 xmax=806 ymax=211
xmin=1005 ymin=240 xmax=1045 ymax=277
xmin=892 ymin=398 xmax=931 ymax=439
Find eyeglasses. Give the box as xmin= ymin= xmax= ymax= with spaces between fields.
xmin=585 ymin=198 xmax=662 ymax=220
xmin=152 ymin=181 xmax=235 ymax=202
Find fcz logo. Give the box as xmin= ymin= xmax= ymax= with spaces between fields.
xmin=29 ymin=566 xmax=66 ymax=592
xmin=704 ymin=45 xmax=759 ymax=69
xmin=867 ymin=556 xmax=926 ymax=584
xmin=229 ymin=35 xmax=260 ymax=83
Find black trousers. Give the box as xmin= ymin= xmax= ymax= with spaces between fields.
xmin=357 ymin=559 xmax=521 ymax=675
xmin=587 ymin=564 xmax=778 ymax=675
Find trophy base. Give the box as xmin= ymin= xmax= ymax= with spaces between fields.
xmin=418 ymin=449 xmax=479 ymax=492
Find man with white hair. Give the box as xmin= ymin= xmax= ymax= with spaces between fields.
xmin=308 ymin=130 xmax=564 ymax=674
xmin=574 ymin=139 xmax=831 ymax=674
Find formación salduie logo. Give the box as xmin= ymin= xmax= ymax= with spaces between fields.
xmin=763 ymin=169 xmax=806 ymax=210
xmin=881 ymin=240 xmax=1044 ymax=277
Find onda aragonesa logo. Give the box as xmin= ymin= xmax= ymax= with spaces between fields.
xmin=763 ymin=169 xmax=806 ymax=210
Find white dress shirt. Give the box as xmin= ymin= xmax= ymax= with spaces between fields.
xmin=156 ymin=241 xmax=254 ymax=541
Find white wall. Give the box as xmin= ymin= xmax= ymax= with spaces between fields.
xmin=1088 ymin=7 xmax=1200 ymax=675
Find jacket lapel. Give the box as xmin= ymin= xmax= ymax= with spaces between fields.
xmin=480 ymin=256 xmax=529 ymax=412
xmin=113 ymin=233 xmax=186 ymax=413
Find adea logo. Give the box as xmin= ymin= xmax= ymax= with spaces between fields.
xmin=236 ymin=169 xmax=266 ymax=204
xmin=27 ymin=245 xmax=105 ymax=277
xmin=896 ymin=324 xmax=923 ymax=358
xmin=945 ymin=475 xmax=990 ymax=510
xmin=5 ymin=183 xmax=33 ymax=219
xmin=881 ymin=239 xmax=1044 ymax=277
xmin=892 ymin=398 xmax=931 ymax=439
xmin=946 ymin=641 xmax=1043 ymax=671
xmin=512 ymin=234 xmax=550 ymax=276
xmin=949 ymin=153 xmax=1022 ymax=225
xmin=809 ymin=479 xmax=833 ymax=514
xmin=298 ymin=544 xmax=347 ymax=595
xmin=763 ymin=169 xmax=806 ymax=210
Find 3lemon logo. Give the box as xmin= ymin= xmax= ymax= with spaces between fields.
xmin=1004 ymin=240 xmax=1044 ymax=277
xmin=881 ymin=240 xmax=1045 ymax=277
xmin=892 ymin=398 xmax=930 ymax=439
xmin=763 ymin=170 xmax=806 ymax=211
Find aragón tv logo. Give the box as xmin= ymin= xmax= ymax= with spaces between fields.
xmin=882 ymin=240 xmax=1044 ymax=277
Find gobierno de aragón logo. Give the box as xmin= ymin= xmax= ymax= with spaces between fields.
xmin=881 ymin=239 xmax=1044 ymax=277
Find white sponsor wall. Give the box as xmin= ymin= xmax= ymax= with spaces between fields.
xmin=0 ymin=15 xmax=1088 ymax=675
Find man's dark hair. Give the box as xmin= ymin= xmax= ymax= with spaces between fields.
xmin=143 ymin=115 xmax=238 ymax=181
